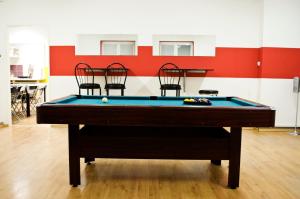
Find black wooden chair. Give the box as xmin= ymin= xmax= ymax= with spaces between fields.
xmin=11 ymin=86 xmax=26 ymax=120
xmin=104 ymin=63 xmax=128 ymax=96
xmin=29 ymin=85 xmax=47 ymax=111
xmin=75 ymin=63 xmax=101 ymax=95
xmin=158 ymin=63 xmax=182 ymax=97
xmin=199 ymin=90 xmax=219 ymax=96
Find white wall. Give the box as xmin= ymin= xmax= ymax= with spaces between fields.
xmin=258 ymin=79 xmax=296 ymax=127
xmin=1 ymin=0 xmax=300 ymax=126
xmin=1 ymin=0 xmax=263 ymax=47
xmin=259 ymin=0 xmax=300 ymax=126
xmin=0 ymin=17 xmax=12 ymax=125
xmin=262 ymin=0 xmax=300 ymax=48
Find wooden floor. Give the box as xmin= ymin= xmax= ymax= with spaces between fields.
xmin=1 ymin=116 xmax=300 ymax=199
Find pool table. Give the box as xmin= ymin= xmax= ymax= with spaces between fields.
xmin=36 ymin=95 xmax=275 ymax=188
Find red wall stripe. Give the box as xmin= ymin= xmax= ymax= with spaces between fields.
xmin=259 ymin=47 xmax=300 ymax=78
xmin=50 ymin=46 xmax=300 ymax=78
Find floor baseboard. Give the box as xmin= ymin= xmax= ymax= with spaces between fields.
xmin=0 ymin=122 xmax=9 ymax=128
xmin=256 ymin=127 xmax=295 ymax=132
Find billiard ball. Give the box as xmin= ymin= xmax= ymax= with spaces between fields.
xmin=102 ymin=97 xmax=108 ymax=103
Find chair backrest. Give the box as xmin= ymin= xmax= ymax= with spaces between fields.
xmin=30 ymin=86 xmax=45 ymax=105
xmin=11 ymin=86 xmax=21 ymax=94
xmin=10 ymin=86 xmax=26 ymax=104
xmin=75 ymin=63 xmax=95 ymax=86
xmin=158 ymin=63 xmax=182 ymax=86
xmin=105 ymin=63 xmax=128 ymax=85
xmin=27 ymin=85 xmax=38 ymax=95
xmin=10 ymin=86 xmax=23 ymax=103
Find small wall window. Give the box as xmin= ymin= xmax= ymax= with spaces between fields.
xmin=101 ymin=41 xmax=135 ymax=55
xmin=159 ymin=41 xmax=194 ymax=56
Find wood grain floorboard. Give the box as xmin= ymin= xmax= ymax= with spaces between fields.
xmin=0 ymin=116 xmax=300 ymax=199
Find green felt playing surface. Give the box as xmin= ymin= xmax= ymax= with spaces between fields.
xmin=53 ymin=95 xmax=258 ymax=107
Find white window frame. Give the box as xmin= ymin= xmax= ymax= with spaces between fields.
xmin=100 ymin=40 xmax=136 ymax=55
xmin=159 ymin=41 xmax=194 ymax=56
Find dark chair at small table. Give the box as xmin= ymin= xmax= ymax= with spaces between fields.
xmin=158 ymin=63 xmax=182 ymax=97
xmin=75 ymin=63 xmax=101 ymax=95
xmin=11 ymin=86 xmax=26 ymax=120
xmin=104 ymin=63 xmax=128 ymax=96
xmin=199 ymin=90 xmax=219 ymax=96
xmin=29 ymin=85 xmax=47 ymax=111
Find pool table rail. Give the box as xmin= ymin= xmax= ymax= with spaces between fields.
xmin=37 ymin=101 xmax=275 ymax=128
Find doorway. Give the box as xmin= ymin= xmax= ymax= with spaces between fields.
xmin=9 ymin=26 xmax=49 ymax=124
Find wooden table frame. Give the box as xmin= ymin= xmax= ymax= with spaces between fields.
xmin=37 ymin=95 xmax=275 ymax=189
xmin=67 ymin=125 xmax=242 ymax=188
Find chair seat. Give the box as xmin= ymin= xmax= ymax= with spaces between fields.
xmin=199 ymin=90 xmax=218 ymax=95
xmin=161 ymin=84 xmax=181 ymax=90
xmin=79 ymin=83 xmax=101 ymax=89
xmin=105 ymin=84 xmax=126 ymax=89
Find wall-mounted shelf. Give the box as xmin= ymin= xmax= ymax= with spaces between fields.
xmin=182 ymin=68 xmax=214 ymax=92
xmin=85 ymin=67 xmax=129 ymax=73
xmin=10 ymin=78 xmax=43 ymax=84
xmin=163 ymin=68 xmax=214 ymax=92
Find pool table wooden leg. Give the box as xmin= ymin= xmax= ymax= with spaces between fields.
xmin=84 ymin=157 xmax=95 ymax=165
xmin=68 ymin=124 xmax=81 ymax=187
xmin=228 ymin=127 xmax=242 ymax=189
xmin=211 ymin=160 xmax=221 ymax=165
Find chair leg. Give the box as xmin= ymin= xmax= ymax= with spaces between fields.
xmin=121 ymin=89 xmax=124 ymax=96
xmin=87 ymin=89 xmax=89 ymax=95
xmin=79 ymin=89 xmax=81 ymax=95
xmin=106 ymin=89 xmax=109 ymax=96
xmin=92 ymin=89 xmax=94 ymax=95
xmin=99 ymin=88 xmax=101 ymax=96
xmin=161 ymin=89 xmax=163 ymax=96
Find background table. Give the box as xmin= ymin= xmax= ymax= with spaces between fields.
xmin=11 ymin=83 xmax=47 ymax=117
